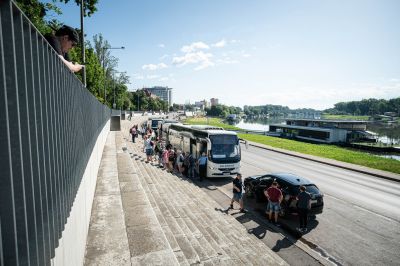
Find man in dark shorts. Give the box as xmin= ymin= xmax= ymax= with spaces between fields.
xmin=45 ymin=25 xmax=84 ymax=72
xmin=197 ymin=152 xmax=207 ymax=181
xmin=296 ymin=185 xmax=311 ymax=232
xmin=229 ymin=173 xmax=246 ymax=213
xmin=265 ymin=181 xmax=283 ymax=225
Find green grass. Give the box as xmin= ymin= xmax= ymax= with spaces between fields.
xmin=184 ymin=117 xmax=242 ymax=130
xmin=321 ymin=114 xmax=370 ymax=121
xmin=238 ymin=133 xmax=400 ymax=174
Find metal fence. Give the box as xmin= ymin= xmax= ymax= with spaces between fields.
xmin=0 ymin=1 xmax=110 ymax=265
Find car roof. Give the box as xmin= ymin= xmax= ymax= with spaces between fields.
xmin=267 ymin=173 xmax=312 ymax=185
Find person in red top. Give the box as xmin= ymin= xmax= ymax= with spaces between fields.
xmin=264 ymin=181 xmax=283 ymax=225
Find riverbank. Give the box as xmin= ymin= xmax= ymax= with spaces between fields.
xmin=184 ymin=117 xmax=400 ymax=175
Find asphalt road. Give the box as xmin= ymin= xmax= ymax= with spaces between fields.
xmin=131 ymin=116 xmax=400 ymax=265
xmin=210 ymin=144 xmax=400 ymax=266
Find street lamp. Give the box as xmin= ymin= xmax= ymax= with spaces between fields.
xmin=112 ymin=71 xmax=124 ymax=110
xmin=102 ymin=46 xmax=125 ymax=104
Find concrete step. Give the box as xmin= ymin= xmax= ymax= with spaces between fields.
xmin=115 ymin=133 xmax=180 ymax=265
xmin=122 ymin=120 xmax=288 ymax=266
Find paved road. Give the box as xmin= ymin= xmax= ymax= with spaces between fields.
xmin=130 ymin=116 xmax=400 ymax=265
xmin=211 ymin=144 xmax=400 ymax=266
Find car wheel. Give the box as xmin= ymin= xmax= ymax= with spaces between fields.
xmin=279 ymin=203 xmax=288 ymax=217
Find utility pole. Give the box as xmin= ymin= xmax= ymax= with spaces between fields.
xmin=102 ymin=46 xmax=125 ymax=105
xmin=80 ymin=0 xmax=86 ymax=86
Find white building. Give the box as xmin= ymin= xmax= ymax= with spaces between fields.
xmin=144 ymin=86 xmax=173 ymax=106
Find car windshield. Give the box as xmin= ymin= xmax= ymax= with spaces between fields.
xmin=209 ymin=134 xmax=239 ymax=159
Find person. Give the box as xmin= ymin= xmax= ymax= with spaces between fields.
xmin=229 ymin=173 xmax=246 ymax=213
xmin=45 ymin=25 xmax=84 ymax=72
xmin=197 ymin=152 xmax=207 ymax=181
xmin=143 ymin=136 xmax=153 ymax=163
xmin=154 ymin=138 xmax=163 ymax=166
xmin=183 ymin=152 xmax=190 ymax=176
xmin=130 ymin=125 xmax=137 ymax=143
xmin=141 ymin=124 xmax=146 ymax=139
xmin=177 ymin=151 xmax=185 ymax=174
xmin=162 ymin=145 xmax=171 ymax=170
xmin=296 ymin=185 xmax=312 ymax=233
xmin=264 ymin=181 xmax=283 ymax=225
xmin=168 ymin=148 xmax=175 ymax=172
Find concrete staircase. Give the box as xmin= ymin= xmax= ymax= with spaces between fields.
xmin=115 ymin=121 xmax=287 ymax=265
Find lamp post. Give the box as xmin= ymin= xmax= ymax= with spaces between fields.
xmin=80 ymin=0 xmax=86 ymax=86
xmin=112 ymin=71 xmax=124 ymax=110
xmin=136 ymin=89 xmax=140 ymax=112
xmin=102 ymin=46 xmax=125 ymax=105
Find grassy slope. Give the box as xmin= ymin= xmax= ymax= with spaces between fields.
xmin=321 ymin=114 xmax=370 ymax=121
xmin=184 ymin=117 xmax=400 ymax=174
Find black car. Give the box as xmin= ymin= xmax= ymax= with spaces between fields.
xmin=244 ymin=173 xmax=324 ymax=216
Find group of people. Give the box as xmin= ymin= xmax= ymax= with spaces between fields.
xmin=229 ymin=174 xmax=312 ymax=232
xmin=129 ymin=124 xmax=209 ymax=181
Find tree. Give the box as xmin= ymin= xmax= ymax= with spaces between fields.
xmin=15 ymin=0 xmax=100 ymax=33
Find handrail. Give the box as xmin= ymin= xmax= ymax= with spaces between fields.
xmin=0 ymin=1 xmax=110 ymax=264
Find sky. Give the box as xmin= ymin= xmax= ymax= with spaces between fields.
xmin=47 ymin=0 xmax=399 ymax=110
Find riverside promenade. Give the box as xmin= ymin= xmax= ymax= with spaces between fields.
xmin=83 ymin=118 xmax=288 ymax=265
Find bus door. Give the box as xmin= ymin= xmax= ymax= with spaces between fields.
xmin=190 ymin=138 xmax=196 ymax=157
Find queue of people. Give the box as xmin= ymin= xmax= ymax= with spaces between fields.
xmin=130 ymin=123 xmax=204 ymax=180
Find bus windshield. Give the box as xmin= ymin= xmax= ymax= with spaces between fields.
xmin=151 ymin=119 xmax=162 ymax=129
xmin=209 ymin=134 xmax=240 ymax=160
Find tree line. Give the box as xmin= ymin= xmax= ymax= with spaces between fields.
xmin=15 ymin=0 xmax=168 ymax=111
xmin=324 ymin=97 xmax=400 ymax=116
xmin=243 ymin=105 xmax=319 ymax=117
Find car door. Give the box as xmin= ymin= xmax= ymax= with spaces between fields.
xmin=255 ymin=176 xmax=273 ymax=201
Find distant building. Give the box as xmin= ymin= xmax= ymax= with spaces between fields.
xmin=269 ymin=119 xmax=374 ymax=143
xmin=195 ymin=99 xmax=209 ymax=110
xmin=210 ymin=98 xmax=219 ymax=106
xmin=143 ymin=86 xmax=173 ymax=106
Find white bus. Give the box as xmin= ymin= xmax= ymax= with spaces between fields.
xmin=166 ymin=124 xmax=242 ymax=178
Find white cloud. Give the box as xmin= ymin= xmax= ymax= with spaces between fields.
xmin=146 ymin=74 xmax=160 ymax=79
xmin=159 ymin=54 xmax=169 ymax=60
xmin=172 ymin=51 xmax=214 ymax=70
xmin=142 ymin=63 xmax=168 ymax=71
xmin=230 ymin=39 xmax=240 ymax=44
xmin=242 ymin=53 xmax=251 ymax=58
xmin=216 ymin=57 xmax=239 ymax=65
xmin=212 ymin=39 xmax=226 ymax=48
xmin=158 ymin=43 xmax=165 ymax=48
xmin=181 ymin=42 xmax=210 ymax=53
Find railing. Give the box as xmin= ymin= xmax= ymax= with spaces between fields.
xmin=0 ymin=1 xmax=110 ymax=265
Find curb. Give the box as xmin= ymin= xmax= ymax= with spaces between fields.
xmin=242 ymin=141 xmax=400 ymax=183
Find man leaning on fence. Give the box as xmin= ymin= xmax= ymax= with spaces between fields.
xmin=45 ymin=25 xmax=84 ymax=73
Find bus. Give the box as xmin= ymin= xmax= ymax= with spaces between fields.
xmin=165 ymin=123 xmax=242 ymax=178
xmin=147 ymin=118 xmax=164 ymax=131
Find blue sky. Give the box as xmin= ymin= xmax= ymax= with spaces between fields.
xmin=49 ymin=0 xmax=399 ymax=110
